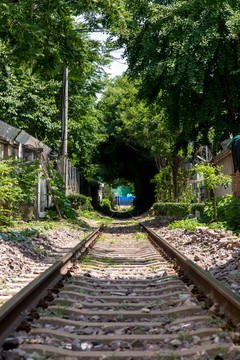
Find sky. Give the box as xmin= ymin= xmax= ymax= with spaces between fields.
xmin=89 ymin=32 xmax=128 ymax=78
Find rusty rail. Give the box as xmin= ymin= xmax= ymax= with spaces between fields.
xmin=141 ymin=223 xmax=240 ymax=326
xmin=0 ymin=225 xmax=103 ymax=347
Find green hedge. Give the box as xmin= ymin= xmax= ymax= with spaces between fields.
xmin=98 ymin=198 xmax=112 ymax=213
xmin=67 ymin=193 xmax=93 ymax=211
xmin=152 ymin=202 xmax=205 ymax=216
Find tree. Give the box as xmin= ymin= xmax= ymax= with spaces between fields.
xmin=0 ymin=0 xmax=127 ymax=75
xmin=95 ymin=75 xmax=189 ymax=207
xmin=119 ymin=0 xmax=240 ymax=149
xmin=0 ymin=1 xmax=123 ymax=176
xmin=0 ymin=63 xmax=60 ymax=146
xmin=192 ymin=163 xmax=232 ymax=221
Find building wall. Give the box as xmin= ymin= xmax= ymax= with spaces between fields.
xmin=214 ymin=148 xmax=233 ymax=197
xmin=0 ymin=135 xmax=48 ymax=219
xmin=214 ymin=147 xmax=236 ymax=198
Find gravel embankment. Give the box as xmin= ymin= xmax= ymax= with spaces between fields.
xmin=141 ymin=216 xmax=240 ymax=297
xmin=0 ymin=226 xmax=90 ymax=300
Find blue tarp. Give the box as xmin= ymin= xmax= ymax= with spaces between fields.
xmin=115 ymin=195 xmax=134 ymax=205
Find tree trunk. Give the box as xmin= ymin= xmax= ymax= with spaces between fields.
xmin=213 ymin=191 xmax=218 ymax=221
xmin=172 ymin=168 xmax=179 ymax=203
xmin=170 ymin=156 xmax=182 ymax=203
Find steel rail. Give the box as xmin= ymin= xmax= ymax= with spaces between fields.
xmin=141 ymin=223 xmax=240 ymax=326
xmin=0 ymin=225 xmax=103 ymax=347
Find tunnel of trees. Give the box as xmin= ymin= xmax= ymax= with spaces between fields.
xmin=0 ymin=0 xmax=239 ymax=213
xmin=97 ymin=137 xmax=156 ymax=212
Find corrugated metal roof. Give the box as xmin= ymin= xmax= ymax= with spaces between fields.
xmin=0 ymin=120 xmax=51 ymax=154
xmin=16 ymin=131 xmax=51 ymax=154
xmin=15 ymin=131 xmax=52 ymax=154
xmin=0 ymin=120 xmax=20 ymax=139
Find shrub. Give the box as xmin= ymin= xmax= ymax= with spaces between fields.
xmin=153 ymin=202 xmax=205 ymax=217
xmin=204 ymin=194 xmax=240 ymax=231
xmin=0 ymin=158 xmax=39 ymax=225
xmin=168 ymin=218 xmax=227 ymax=231
xmin=98 ymin=198 xmax=112 ymax=213
xmin=192 ymin=163 xmax=232 ymax=220
xmin=45 ymin=166 xmax=76 ymax=219
xmin=168 ymin=218 xmax=202 ymax=230
xmin=102 ymin=183 xmax=115 ymax=208
xmin=67 ymin=193 xmax=93 ymax=211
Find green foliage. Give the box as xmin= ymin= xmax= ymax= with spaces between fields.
xmin=0 ymin=64 xmax=60 ymax=146
xmin=0 ymin=158 xmax=39 ymax=225
xmin=204 ymin=195 xmax=240 ymax=231
xmin=45 ymin=166 xmax=76 ymax=219
xmin=168 ymin=218 xmax=202 ymax=231
xmin=153 ymin=202 xmax=205 ymax=217
xmin=67 ymin=193 xmax=93 ymax=211
xmin=120 ymin=0 xmax=240 ymax=148
xmin=0 ymin=0 xmax=123 ymax=76
xmin=192 ymin=163 xmax=232 ymax=220
xmin=168 ymin=218 xmax=227 ymax=231
xmin=102 ymin=183 xmax=116 ymax=208
xmin=207 ymin=222 xmax=227 ymax=231
xmin=98 ymin=198 xmax=112 ymax=213
xmin=151 ymin=166 xmax=173 ymax=202
xmin=151 ymin=165 xmax=195 ymax=203
xmin=0 ymin=226 xmax=45 ymax=242
xmin=0 ymin=0 xmax=124 ymax=180
xmin=192 ymin=164 xmax=232 ymax=193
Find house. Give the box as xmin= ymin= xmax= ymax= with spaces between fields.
xmin=0 ymin=120 xmax=88 ymax=219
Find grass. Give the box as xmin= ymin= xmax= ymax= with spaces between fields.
xmin=81 ymin=255 xmax=91 ymax=264
xmin=98 ymin=235 xmax=108 ymax=242
xmin=168 ymin=217 xmax=227 ymax=231
xmin=0 ymin=218 xmax=90 ymax=243
xmin=134 ymin=232 xmax=147 ymax=241
xmin=75 ymin=289 xmax=92 ymax=295
xmin=178 ymin=330 xmax=193 ymax=342
xmin=99 ymin=257 xmax=116 ymax=264
xmin=79 ymin=210 xmax=113 ymax=225
xmin=148 ymin=265 xmax=157 ymax=272
xmin=31 ymin=350 xmax=49 ymax=360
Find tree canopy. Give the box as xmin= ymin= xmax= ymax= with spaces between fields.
xmin=1 ymin=0 xmax=240 ymax=209
xmin=119 ymin=0 xmax=240 ymax=149
xmin=0 ymin=0 xmax=127 ymax=178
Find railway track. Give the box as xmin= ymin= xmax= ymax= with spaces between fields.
xmin=1 ymin=222 xmax=240 ymax=359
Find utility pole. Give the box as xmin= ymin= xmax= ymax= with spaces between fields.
xmin=60 ymin=29 xmax=103 ymax=194
xmin=61 ymin=67 xmax=68 ymax=194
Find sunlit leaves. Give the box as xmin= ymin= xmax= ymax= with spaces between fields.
xmin=120 ymin=0 xmax=240 ymax=149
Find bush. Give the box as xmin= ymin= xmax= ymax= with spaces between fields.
xmin=45 ymin=166 xmax=76 ymax=219
xmin=102 ymin=183 xmax=115 ymax=208
xmin=67 ymin=193 xmax=93 ymax=211
xmin=168 ymin=218 xmax=227 ymax=231
xmin=153 ymin=202 xmax=205 ymax=217
xmin=204 ymin=194 xmax=240 ymax=231
xmin=169 ymin=218 xmax=202 ymax=230
xmin=98 ymin=198 xmax=112 ymax=213
xmin=0 ymin=158 xmax=40 ymax=225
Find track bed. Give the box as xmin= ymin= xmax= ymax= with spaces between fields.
xmin=12 ymin=224 xmax=237 ymax=360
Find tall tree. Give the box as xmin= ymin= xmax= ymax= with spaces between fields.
xmin=119 ymin=0 xmax=240 ymax=148
xmin=0 ymin=0 xmax=127 ymax=74
xmin=0 ymin=0 xmax=127 ymax=177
